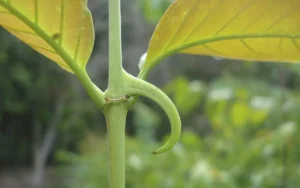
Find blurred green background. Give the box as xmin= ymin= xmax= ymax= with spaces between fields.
xmin=1 ymin=0 xmax=300 ymax=188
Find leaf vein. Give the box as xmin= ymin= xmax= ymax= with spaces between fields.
xmin=0 ymin=11 xmax=10 ymax=14
xmin=59 ymin=0 xmax=65 ymax=45
xmin=33 ymin=0 xmax=38 ymax=25
xmin=240 ymin=39 xmax=257 ymax=54
xmin=202 ymin=44 xmax=223 ymax=55
xmin=183 ymin=0 xmax=221 ymax=44
xmin=4 ymin=26 xmax=37 ymax=35
xmin=214 ymin=0 xmax=258 ymax=37
xmin=29 ymin=43 xmax=56 ymax=53
xmin=242 ymin=0 xmax=279 ymax=33
xmin=293 ymin=22 xmax=300 ymax=33
xmin=158 ymin=34 xmax=300 ymax=68
xmin=163 ymin=0 xmax=199 ymax=52
xmin=291 ymin=39 xmax=300 ymax=52
xmin=74 ymin=12 xmax=84 ymax=62
xmin=0 ymin=0 xmax=86 ymax=72
xmin=154 ymin=0 xmax=181 ymax=50
xmin=279 ymin=38 xmax=283 ymax=53
xmin=264 ymin=3 xmax=300 ymax=33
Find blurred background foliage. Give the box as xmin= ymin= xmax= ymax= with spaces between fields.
xmin=1 ymin=0 xmax=300 ymax=187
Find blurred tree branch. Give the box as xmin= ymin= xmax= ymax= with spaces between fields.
xmin=31 ymin=96 xmax=65 ymax=188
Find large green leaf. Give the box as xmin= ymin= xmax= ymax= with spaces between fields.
xmin=143 ymin=0 xmax=300 ymax=73
xmin=0 ymin=0 xmax=94 ymax=72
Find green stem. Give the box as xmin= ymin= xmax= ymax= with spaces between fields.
xmin=108 ymin=0 xmax=123 ymax=97
xmin=123 ymin=71 xmax=181 ymax=154
xmin=104 ymin=0 xmax=127 ymax=188
xmin=77 ymin=70 xmax=106 ymax=110
xmin=138 ymin=67 xmax=150 ymax=80
xmin=104 ymin=104 xmax=127 ymax=188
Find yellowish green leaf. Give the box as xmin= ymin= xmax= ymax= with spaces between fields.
xmin=229 ymin=101 xmax=249 ymax=127
xmin=250 ymin=108 xmax=268 ymax=125
xmin=144 ymin=0 xmax=300 ymax=75
xmin=0 ymin=0 xmax=94 ymax=72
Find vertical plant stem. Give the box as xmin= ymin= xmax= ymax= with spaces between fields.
xmin=108 ymin=0 xmax=123 ymax=96
xmin=106 ymin=0 xmax=127 ymax=187
xmin=104 ymin=104 xmax=127 ymax=188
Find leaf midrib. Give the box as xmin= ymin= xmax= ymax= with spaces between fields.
xmin=147 ymin=33 xmax=300 ymax=68
xmin=0 ymin=1 xmax=76 ymax=72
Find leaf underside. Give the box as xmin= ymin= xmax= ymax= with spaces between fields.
xmin=145 ymin=0 xmax=300 ymax=70
xmin=0 ymin=0 xmax=94 ymax=72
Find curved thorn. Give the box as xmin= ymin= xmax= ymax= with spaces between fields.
xmin=123 ymin=71 xmax=181 ymax=154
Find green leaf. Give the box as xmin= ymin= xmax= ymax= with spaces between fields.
xmin=139 ymin=0 xmax=171 ymax=23
xmin=164 ymin=77 xmax=205 ymax=116
xmin=0 ymin=0 xmax=94 ymax=72
xmin=143 ymin=0 xmax=300 ymax=75
xmin=229 ymin=101 xmax=249 ymax=127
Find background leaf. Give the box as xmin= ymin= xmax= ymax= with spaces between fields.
xmin=138 ymin=0 xmax=171 ymax=23
xmin=0 ymin=0 xmax=94 ymax=72
xmin=144 ymin=0 xmax=300 ymax=72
